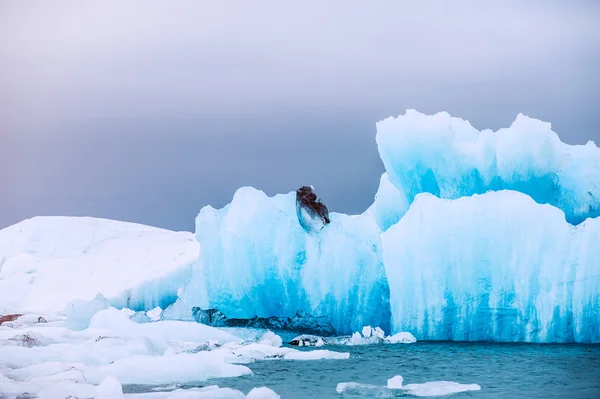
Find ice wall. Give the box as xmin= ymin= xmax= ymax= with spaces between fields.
xmin=377 ymin=110 xmax=600 ymax=226
xmin=194 ymin=187 xmax=390 ymax=334
xmin=382 ymin=191 xmax=600 ymax=342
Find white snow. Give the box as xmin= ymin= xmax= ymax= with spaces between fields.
xmin=96 ymin=376 xmax=124 ymax=399
xmin=0 ymin=216 xmax=199 ymax=315
xmin=257 ymin=330 xmax=283 ymax=347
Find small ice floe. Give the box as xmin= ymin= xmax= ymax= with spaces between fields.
xmin=146 ymin=306 xmax=163 ymax=322
xmin=95 ymin=375 xmax=124 ymax=399
xmin=0 ymin=306 xmax=348 ymax=396
xmin=290 ymin=325 xmax=416 ymax=347
xmin=336 ymin=375 xmax=481 ymax=397
xmin=126 ymin=385 xmax=280 ymax=398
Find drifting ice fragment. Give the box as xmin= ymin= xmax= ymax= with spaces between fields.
xmin=95 ymin=376 xmax=124 ymax=399
xmin=66 ymin=293 xmax=110 ymax=330
xmin=337 ymin=375 xmax=480 ymax=397
xmin=246 ymin=387 xmax=281 ymax=399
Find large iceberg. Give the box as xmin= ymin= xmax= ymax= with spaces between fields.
xmin=1 ymin=110 xmax=598 ymax=343
xmin=191 ymin=110 xmax=599 ymax=342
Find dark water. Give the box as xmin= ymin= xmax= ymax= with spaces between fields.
xmin=217 ymin=342 xmax=600 ymax=398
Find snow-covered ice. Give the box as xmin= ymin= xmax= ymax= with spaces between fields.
xmin=0 ymin=310 xmax=343 ymax=398
xmin=0 ymin=216 xmax=199 ymax=315
xmin=96 ymin=376 xmax=124 ymax=399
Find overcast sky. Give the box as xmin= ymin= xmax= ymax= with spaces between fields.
xmin=1 ymin=0 xmax=599 ymax=231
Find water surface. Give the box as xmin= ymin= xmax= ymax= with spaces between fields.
xmin=218 ymin=341 xmax=600 ymax=398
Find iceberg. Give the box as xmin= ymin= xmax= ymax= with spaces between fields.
xmin=377 ymin=109 xmax=599 ymax=226
xmin=190 ymin=110 xmax=599 ymax=342
xmin=382 ymin=190 xmax=600 ymax=342
xmin=0 ymin=110 xmax=598 ymax=343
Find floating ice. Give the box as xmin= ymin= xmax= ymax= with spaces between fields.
xmin=246 ymin=387 xmax=280 ymax=399
xmin=258 ymin=330 xmax=283 ymax=347
xmin=66 ymin=293 xmax=110 ymax=330
xmin=147 ymin=307 xmax=163 ymax=322
xmin=0 ymin=311 xmax=344 ymax=397
xmin=289 ymin=326 xmax=416 ymax=346
xmin=95 ymin=376 xmax=124 ymax=399
xmin=1 ymin=111 xmax=598 ymax=343
xmin=337 ymin=375 xmax=480 ymax=397
xmin=126 ymin=386 xmax=280 ymax=399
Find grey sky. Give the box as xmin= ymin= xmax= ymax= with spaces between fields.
xmin=1 ymin=0 xmax=599 ymax=231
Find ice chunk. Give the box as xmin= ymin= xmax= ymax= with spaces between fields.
xmin=160 ymin=299 xmax=194 ymax=322
xmin=130 ymin=311 xmax=152 ymax=324
xmin=258 ymin=330 xmax=283 ymax=347
xmin=120 ymin=308 xmax=136 ymax=317
xmin=246 ymin=387 xmax=280 ymax=399
xmin=84 ymin=352 xmax=252 ymax=385
xmin=387 ymin=375 xmax=481 ymax=396
xmin=226 ymin=342 xmax=349 ymax=361
xmin=88 ymin=308 xmax=242 ymax=354
xmin=362 ymin=325 xmax=372 ymax=338
xmin=376 ymin=109 xmax=600 ymax=226
xmin=282 ymin=349 xmax=349 ymax=360
xmin=382 ymin=191 xmax=600 ymax=342
xmin=289 ymin=327 xmax=416 ymax=346
xmin=387 ymin=375 xmax=404 ymax=389
xmin=95 ymin=376 xmax=124 ymax=399
xmin=66 ymin=293 xmax=110 ymax=330
xmin=147 ymin=307 xmax=162 ymax=322
xmin=337 ymin=375 xmax=480 ymax=397
xmin=385 ymin=332 xmax=417 ymax=344
xmin=125 ymin=386 xmax=279 ymax=399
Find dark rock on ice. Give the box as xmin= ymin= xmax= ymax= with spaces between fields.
xmin=296 ymin=186 xmax=330 ymax=234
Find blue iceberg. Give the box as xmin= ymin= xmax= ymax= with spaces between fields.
xmin=189 ymin=110 xmax=599 ymax=342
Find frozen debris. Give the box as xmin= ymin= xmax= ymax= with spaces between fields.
xmin=290 ymin=326 xmax=416 ymax=346
xmin=337 ymin=375 xmax=481 ymax=397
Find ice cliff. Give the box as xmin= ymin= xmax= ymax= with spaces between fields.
xmin=1 ymin=110 xmax=598 ymax=343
